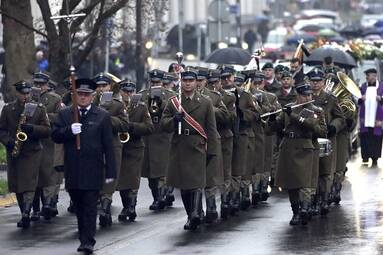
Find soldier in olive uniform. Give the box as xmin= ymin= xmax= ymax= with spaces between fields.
xmin=31 ymin=72 xmax=63 ymax=221
xmin=93 ymin=73 xmax=130 ymax=227
xmin=161 ymin=68 xmax=219 ymax=230
xmin=0 ymin=81 xmax=50 ymax=228
xmin=116 ymin=80 xmax=154 ymax=221
xmin=268 ymin=83 xmax=326 ymax=225
xmin=221 ymin=66 xmax=259 ymax=213
xmin=141 ymin=69 xmax=176 ymax=211
xmin=262 ymin=62 xmax=281 ymax=94
xmin=309 ymin=68 xmax=345 ymax=215
xmin=196 ymin=67 xmax=229 ymax=223
xmin=248 ymin=71 xmax=276 ymax=205
xmin=210 ymin=69 xmax=236 ymax=219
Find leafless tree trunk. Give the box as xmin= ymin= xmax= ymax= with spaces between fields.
xmin=1 ymin=0 xmax=36 ymax=102
xmin=135 ymin=0 xmax=145 ymax=90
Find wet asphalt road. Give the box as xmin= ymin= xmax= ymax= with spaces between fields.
xmin=1 ymin=153 xmax=383 ymax=255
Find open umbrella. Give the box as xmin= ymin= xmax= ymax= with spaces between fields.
xmin=205 ymin=47 xmax=251 ymax=65
xmin=319 ymin=28 xmax=338 ymax=37
xmin=304 ymin=45 xmax=357 ymax=69
xmin=286 ymin=33 xmax=316 ymax=45
xmin=375 ymin=20 xmax=383 ymax=28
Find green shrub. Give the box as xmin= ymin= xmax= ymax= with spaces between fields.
xmin=0 ymin=144 xmax=6 ymax=164
xmin=0 ymin=179 xmax=8 ymax=195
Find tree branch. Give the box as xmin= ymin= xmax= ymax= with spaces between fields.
xmin=36 ymin=0 xmax=58 ymax=40
xmin=0 ymin=9 xmax=47 ymax=38
xmin=74 ymin=0 xmax=129 ymax=68
xmin=70 ymin=0 xmax=103 ymax=33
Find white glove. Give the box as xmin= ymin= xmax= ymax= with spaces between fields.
xmin=71 ymin=123 xmax=82 ymax=135
xmin=105 ymin=178 xmax=114 ymax=184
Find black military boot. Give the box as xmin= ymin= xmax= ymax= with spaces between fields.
xmin=165 ymin=187 xmax=175 ymax=207
xmin=260 ymin=181 xmax=270 ymax=202
xmin=157 ymin=186 xmax=167 ymax=210
xmin=188 ymin=189 xmax=202 ymax=230
xmin=118 ymin=190 xmax=130 ymax=222
xmin=300 ymin=200 xmax=310 ymax=225
xmin=67 ymin=200 xmax=76 ymax=214
xmin=181 ymin=190 xmax=192 ymax=230
xmin=289 ymin=203 xmax=300 ymax=226
xmin=220 ymin=193 xmax=230 ymax=220
xmin=320 ymin=193 xmax=329 ymax=216
xmin=31 ymin=189 xmax=41 ymax=221
xmin=51 ymin=195 xmax=59 ymax=217
xmin=333 ymin=182 xmax=342 ymax=205
xmin=251 ymin=182 xmax=261 ymax=207
xmin=127 ymin=194 xmax=137 ymax=222
xmin=42 ymin=197 xmax=54 ymax=220
xmin=205 ymin=196 xmax=218 ymax=223
xmin=231 ymin=192 xmax=240 ymax=215
xmin=149 ymin=179 xmax=163 ymax=211
xmin=17 ymin=202 xmax=32 ymax=229
xmin=240 ymin=186 xmax=251 ymax=210
xmin=99 ymin=198 xmax=112 ymax=227
xmin=311 ymin=194 xmax=320 ymax=216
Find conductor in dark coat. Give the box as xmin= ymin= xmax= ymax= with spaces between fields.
xmin=51 ymin=79 xmax=116 ymax=254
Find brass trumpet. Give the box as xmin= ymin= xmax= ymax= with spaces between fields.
xmin=119 ymin=132 xmax=130 ymax=143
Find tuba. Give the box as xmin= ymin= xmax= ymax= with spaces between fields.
xmin=332 ymin=72 xmax=362 ymax=114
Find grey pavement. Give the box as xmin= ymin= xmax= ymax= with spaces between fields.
xmin=1 ymin=154 xmax=383 ymax=255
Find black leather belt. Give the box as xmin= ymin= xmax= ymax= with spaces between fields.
xmin=176 ymin=128 xmax=199 ymax=136
xmin=284 ymin=132 xmax=310 ymax=139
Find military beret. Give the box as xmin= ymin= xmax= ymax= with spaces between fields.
xmin=76 ymin=78 xmax=97 ymax=93
xmin=181 ymin=67 xmax=198 ymax=80
xmin=281 ymin=70 xmax=292 ymax=79
xmin=296 ymin=83 xmax=313 ymax=95
xmin=148 ymin=69 xmax=165 ymax=82
xmin=364 ymin=68 xmax=377 ymax=74
xmin=196 ymin=67 xmax=209 ymax=80
xmin=208 ymin=70 xmax=221 ymax=83
xmin=220 ymin=65 xmax=236 ymax=77
xmin=119 ymin=79 xmax=136 ymax=92
xmin=307 ymin=68 xmax=325 ymax=81
xmin=274 ymin=64 xmax=285 ymax=74
xmin=14 ymin=81 xmax=32 ymax=94
xmin=93 ymin=73 xmax=112 ymax=85
xmin=262 ymin=62 xmax=274 ymax=70
xmin=33 ymin=72 xmax=50 ymax=83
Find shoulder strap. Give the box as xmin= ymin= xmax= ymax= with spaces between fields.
xmin=170 ymin=96 xmax=207 ymax=140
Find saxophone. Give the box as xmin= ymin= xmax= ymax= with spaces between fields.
xmin=11 ymin=113 xmax=28 ymax=158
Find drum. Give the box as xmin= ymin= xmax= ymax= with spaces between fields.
xmin=318 ymin=138 xmax=332 ymax=157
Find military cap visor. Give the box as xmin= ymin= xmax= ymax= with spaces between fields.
xmin=14 ymin=81 xmax=32 ymax=94
xmin=120 ymin=81 xmax=136 ymax=92
xmin=76 ymin=78 xmax=97 ymax=93
xmin=149 ymin=69 xmax=165 ymax=82
xmin=93 ymin=74 xmax=112 ymax=85
xmin=296 ymin=83 xmax=313 ymax=95
xmin=33 ymin=72 xmax=50 ymax=83
xmin=220 ymin=66 xmax=236 ymax=77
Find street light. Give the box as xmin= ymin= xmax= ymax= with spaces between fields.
xmin=241 ymin=42 xmax=249 ymax=50
xmin=218 ymin=42 xmax=228 ymax=49
xmin=145 ymin=41 xmax=154 ymax=50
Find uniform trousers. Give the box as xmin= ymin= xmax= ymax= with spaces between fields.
xmin=68 ymin=189 xmax=98 ymax=246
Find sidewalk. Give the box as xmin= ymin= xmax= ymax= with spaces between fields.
xmin=0 ymin=169 xmax=16 ymax=207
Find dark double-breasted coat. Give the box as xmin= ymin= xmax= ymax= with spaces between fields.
xmin=51 ymin=104 xmax=116 ymax=190
xmin=161 ymin=92 xmax=219 ymax=190
xmin=117 ymin=99 xmax=154 ymax=190
xmin=0 ymin=100 xmax=50 ymax=193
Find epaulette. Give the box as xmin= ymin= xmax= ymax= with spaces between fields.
xmin=47 ymin=91 xmax=61 ymax=100
xmin=201 ymin=93 xmax=210 ymax=99
xmin=211 ymin=90 xmax=221 ymax=96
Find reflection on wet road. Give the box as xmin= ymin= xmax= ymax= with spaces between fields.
xmin=1 ymin=155 xmax=383 ymax=255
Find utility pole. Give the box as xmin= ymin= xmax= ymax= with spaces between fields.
xmin=236 ymin=0 xmax=241 ymax=47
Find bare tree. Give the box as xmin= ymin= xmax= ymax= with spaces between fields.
xmin=1 ymin=0 xmax=36 ymax=102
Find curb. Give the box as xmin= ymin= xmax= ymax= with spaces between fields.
xmin=0 ymin=193 xmax=16 ymax=208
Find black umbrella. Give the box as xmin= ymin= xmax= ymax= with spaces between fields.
xmin=304 ymin=45 xmax=357 ymax=69
xmin=205 ymin=47 xmax=251 ymax=65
